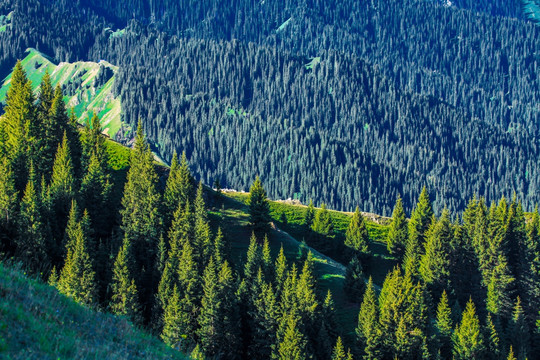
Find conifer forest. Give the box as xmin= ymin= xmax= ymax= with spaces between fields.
xmin=1 ymin=0 xmax=540 ymax=359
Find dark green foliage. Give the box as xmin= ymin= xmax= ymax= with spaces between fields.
xmin=17 ymin=166 xmax=48 ymax=274
xmin=304 ymin=200 xmax=315 ymax=230
xmin=248 ymin=176 xmax=271 ymax=234
xmin=1 ymin=61 xmax=35 ymax=192
xmin=435 ymin=291 xmax=453 ymax=359
xmin=57 ymin=206 xmax=97 ymax=305
xmin=452 ymin=299 xmax=484 ymax=359
xmin=110 ymin=236 xmax=141 ymax=324
xmin=419 ymin=209 xmax=452 ymax=294
xmin=120 ymin=121 xmax=162 ymax=318
xmin=0 ymin=158 xmax=17 ymax=254
xmin=163 ymin=151 xmax=193 ymax=230
xmin=344 ymin=256 xmax=365 ymax=302
xmin=507 ymin=297 xmax=529 ymax=360
xmin=356 ymin=277 xmax=380 ymax=359
xmin=387 ymin=195 xmax=408 ymax=256
xmin=403 ymin=187 xmax=433 ymax=277
xmin=345 ymin=207 xmax=369 ymax=256
xmin=485 ymin=313 xmax=502 ymax=360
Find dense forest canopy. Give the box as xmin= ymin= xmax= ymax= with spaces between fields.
xmin=0 ymin=0 xmax=539 ymax=215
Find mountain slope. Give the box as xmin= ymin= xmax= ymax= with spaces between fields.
xmin=0 ymin=262 xmax=186 ymax=359
xmin=0 ymin=48 xmax=125 ymax=138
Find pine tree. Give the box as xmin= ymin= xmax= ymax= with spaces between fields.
xmin=161 ymin=285 xmax=184 ymax=349
xmin=486 ymin=254 xmax=515 ymax=318
xmin=17 ymin=167 xmax=48 ymax=274
xmin=248 ymin=176 xmax=271 ymax=234
xmin=345 ymin=206 xmax=370 ymax=256
xmin=163 ymin=150 xmax=193 ymax=229
xmin=275 ymin=245 xmax=288 ymax=294
xmin=2 ymin=61 xmax=36 ymax=191
xmin=81 ymin=113 xmax=107 ymax=170
xmin=525 ymin=207 xmax=540 ymax=316
xmin=194 ymin=181 xmax=212 ymax=266
xmin=197 ymin=258 xmax=220 ymax=356
xmin=304 ymin=199 xmax=315 ymax=230
xmin=35 ymin=71 xmax=54 ymax=178
xmin=277 ymin=313 xmax=307 ymax=360
xmin=311 ymin=203 xmax=334 ymax=251
xmin=244 ymin=232 xmax=262 ymax=282
xmin=262 ymin=234 xmax=273 ymax=280
xmin=49 ymin=132 xmax=76 ymax=261
xmin=403 ymin=187 xmax=433 ymax=276
xmin=356 ymin=277 xmax=380 ymax=359
xmin=485 ymin=313 xmax=502 ymax=360
xmin=435 ymin=291 xmax=453 ymax=358
xmin=110 ymin=236 xmax=140 ymax=324
xmin=332 ymin=337 xmax=347 ymax=360
xmin=0 ymin=158 xmax=17 ymax=254
xmin=250 ymin=281 xmax=278 ymax=360
xmin=344 ymin=255 xmax=365 ymax=301
xmin=57 ymin=208 xmax=97 ymax=305
xmin=507 ymin=346 xmax=517 ymax=360
xmin=419 ymin=209 xmax=452 ymax=293
xmin=452 ymin=299 xmax=484 ymax=359
xmin=387 ymin=195 xmax=408 ymax=256
xmin=80 ymin=150 xmax=112 ymax=236
xmin=213 ymin=227 xmax=225 ymax=266
xmin=507 ymin=297 xmax=529 ymax=360
xmin=120 ymin=121 xmax=162 ymax=314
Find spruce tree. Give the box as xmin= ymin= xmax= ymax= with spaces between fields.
xmin=435 ymin=291 xmax=453 ymax=358
xmin=2 ymin=61 xmax=36 ymax=191
xmin=244 ymin=232 xmax=263 ymax=282
xmin=120 ymin=121 xmax=162 ymax=314
xmin=35 ymin=71 xmax=54 ymax=178
xmin=356 ymin=277 xmax=380 ymax=359
xmin=248 ymin=176 xmax=271 ymax=234
xmin=304 ymin=199 xmax=315 ymax=230
xmin=507 ymin=346 xmax=517 ymax=360
xmin=0 ymin=158 xmax=17 ymax=254
xmin=332 ymin=337 xmax=347 ymax=360
xmin=57 ymin=207 xmax=97 ymax=305
xmin=161 ymin=285 xmax=183 ymax=349
xmin=507 ymin=297 xmax=529 ymax=360
xmin=198 ymin=258 xmax=222 ymax=357
xmin=110 ymin=236 xmax=140 ymax=324
xmin=80 ymin=150 xmax=112 ymax=236
xmin=194 ymin=181 xmax=212 ymax=266
xmin=387 ymin=195 xmax=408 ymax=256
xmin=311 ymin=203 xmax=334 ymax=251
xmin=275 ymin=245 xmax=288 ymax=294
xmin=344 ymin=256 xmax=365 ymax=301
xmin=277 ymin=313 xmax=307 ymax=360
xmin=403 ymin=187 xmax=433 ymax=276
xmin=345 ymin=206 xmax=370 ymax=256
xmin=262 ymin=234 xmax=273 ymax=280
xmin=163 ymin=150 xmax=193 ymax=229
xmin=452 ymin=299 xmax=484 ymax=359
xmin=485 ymin=313 xmax=502 ymax=360
xmin=419 ymin=209 xmax=452 ymax=293
xmin=250 ymin=281 xmax=278 ymax=359
xmin=17 ymin=168 xmax=48 ymax=274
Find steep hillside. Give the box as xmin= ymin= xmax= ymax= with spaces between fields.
xmin=0 ymin=263 xmax=186 ymax=359
xmin=0 ymin=48 xmax=125 ymax=138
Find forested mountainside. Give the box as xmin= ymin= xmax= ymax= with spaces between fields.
xmin=2 ymin=64 xmax=540 ymax=359
xmin=0 ymin=0 xmax=539 ymax=215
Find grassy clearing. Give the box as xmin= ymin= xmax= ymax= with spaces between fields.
xmin=210 ymin=192 xmax=397 ymax=339
xmin=0 ymin=263 xmax=186 ymax=359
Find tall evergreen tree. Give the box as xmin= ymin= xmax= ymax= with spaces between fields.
xmin=57 ymin=208 xmax=97 ymax=305
xmin=110 ymin=236 xmax=140 ymax=324
xmin=163 ymin=150 xmax=193 ymax=230
xmin=403 ymin=187 xmax=434 ymax=276
xmin=0 ymin=158 xmax=17 ymax=254
xmin=485 ymin=313 xmax=502 ymax=360
xmin=311 ymin=203 xmax=334 ymax=252
xmin=419 ymin=209 xmax=452 ymax=294
xmin=2 ymin=61 xmax=36 ymax=191
xmin=452 ymin=299 xmax=484 ymax=359
xmin=345 ymin=207 xmax=370 ymax=256
xmin=120 ymin=121 xmax=162 ymax=316
xmin=277 ymin=312 xmax=307 ymax=360
xmin=34 ymin=71 xmax=54 ymax=178
xmin=507 ymin=297 xmax=529 ymax=360
xmin=244 ymin=232 xmax=263 ymax=283
xmin=332 ymin=337 xmax=349 ymax=360
xmin=304 ymin=199 xmax=315 ymax=231
xmin=435 ymin=291 xmax=453 ymax=359
xmin=248 ymin=176 xmax=271 ymax=234
xmin=17 ymin=165 xmax=48 ymax=274
xmin=356 ymin=277 xmax=380 ymax=359
xmin=386 ymin=195 xmax=408 ymax=256
xmin=161 ymin=285 xmax=184 ymax=349
xmin=344 ymin=255 xmax=365 ymax=301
